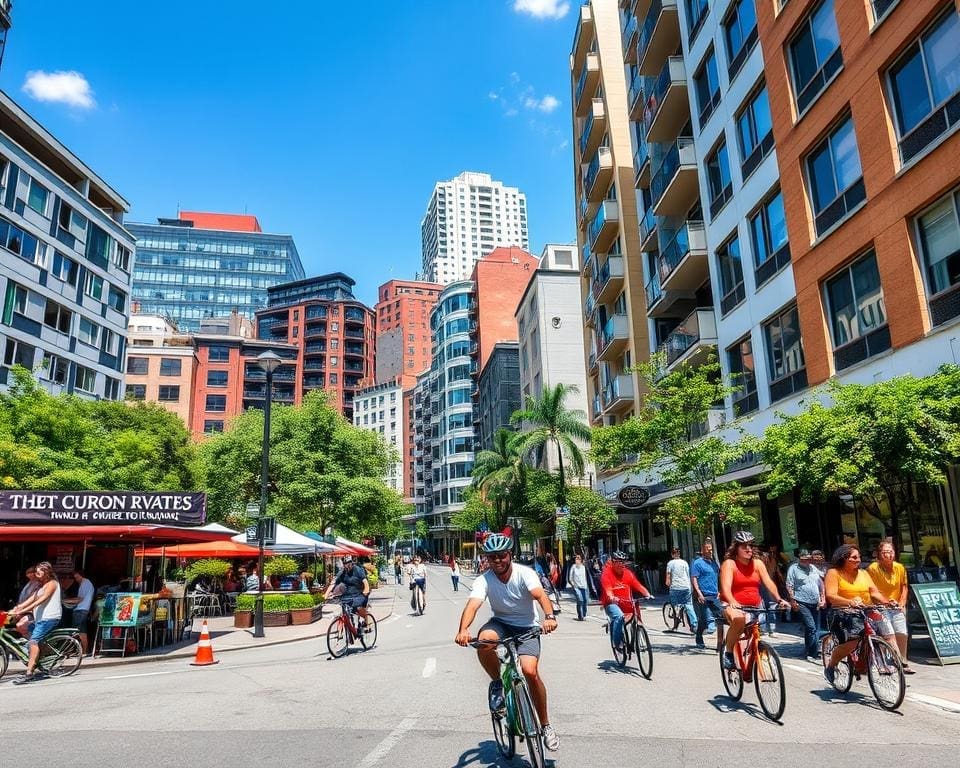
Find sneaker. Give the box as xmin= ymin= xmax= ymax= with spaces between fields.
xmin=806 ymin=656 xmax=821 ymax=665
xmin=823 ymin=666 xmax=836 ymax=685
xmin=12 ymin=672 xmax=38 ymax=686
xmin=695 ymin=640 xmax=706 ymax=649
xmin=487 ymin=680 xmax=505 ymax=713
xmin=722 ymin=651 xmax=736 ymax=670
xmin=541 ymin=724 xmax=560 ymax=752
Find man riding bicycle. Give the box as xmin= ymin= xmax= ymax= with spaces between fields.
xmin=454 ymin=532 xmax=560 ymax=753
xmin=600 ymin=551 xmax=652 ymax=653
xmin=10 ymin=560 xmax=62 ymax=685
xmin=324 ymin=555 xmax=372 ymax=629
xmin=407 ymin=555 xmax=427 ymax=611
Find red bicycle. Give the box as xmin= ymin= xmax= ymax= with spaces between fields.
xmin=717 ymin=607 xmax=786 ymax=721
xmin=325 ymin=599 xmax=377 ymax=658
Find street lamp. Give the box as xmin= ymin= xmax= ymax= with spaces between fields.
xmin=253 ymin=349 xmax=282 ymax=639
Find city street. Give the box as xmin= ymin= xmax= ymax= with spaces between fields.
xmin=2 ymin=566 xmax=958 ymax=768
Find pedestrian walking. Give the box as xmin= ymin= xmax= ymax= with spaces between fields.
xmin=569 ymin=554 xmax=589 ymax=620
xmin=665 ymin=547 xmax=698 ymax=633
xmin=867 ymin=541 xmax=913 ymax=673
xmin=785 ymin=549 xmax=825 ymax=662
xmin=450 ymin=558 xmax=461 ymax=592
xmin=64 ymin=568 xmax=95 ymax=655
xmin=394 ymin=554 xmax=403 ymax=585
xmin=691 ymin=540 xmax=721 ymax=648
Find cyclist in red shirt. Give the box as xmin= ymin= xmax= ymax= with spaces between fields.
xmin=600 ymin=552 xmax=652 ymax=652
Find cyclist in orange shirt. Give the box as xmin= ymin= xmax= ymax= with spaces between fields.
xmin=600 ymin=551 xmax=652 ymax=652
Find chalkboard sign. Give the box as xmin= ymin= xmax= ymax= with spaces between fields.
xmin=912 ymin=581 xmax=960 ymax=665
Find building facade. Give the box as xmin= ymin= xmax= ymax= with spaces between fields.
xmin=127 ymin=212 xmax=305 ymax=333
xmin=0 ymin=0 xmax=11 ymax=71
xmin=1 ymin=89 xmax=134 ymax=401
xmin=124 ymin=314 xmax=196 ymax=428
xmin=420 ymin=171 xmax=529 ymax=285
xmin=353 ymin=379 xmax=405 ymax=495
xmin=476 ymin=341 xmax=521 ymax=452
xmin=254 ymin=273 xmax=375 ymax=422
xmin=374 ymin=278 xmax=442 ymax=389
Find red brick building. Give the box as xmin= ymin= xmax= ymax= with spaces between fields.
xmin=471 ymin=247 xmax=539 ymax=371
xmin=374 ymin=279 xmax=442 ymax=390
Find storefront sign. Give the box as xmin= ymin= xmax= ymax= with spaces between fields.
xmin=0 ymin=491 xmax=206 ymax=526
xmin=618 ymin=486 xmax=650 ymax=509
xmin=48 ymin=545 xmax=77 ymax=576
xmin=912 ymin=581 xmax=960 ymax=665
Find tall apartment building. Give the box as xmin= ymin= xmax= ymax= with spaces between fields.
xmin=352 ymin=379 xmax=405 ymax=495
xmin=127 ymin=212 xmax=305 ymax=332
xmin=420 ymin=171 xmax=529 ymax=285
xmin=571 ymin=2 xmax=652 ymax=443
xmin=255 ymin=273 xmax=375 ymax=421
xmin=1 ymin=90 xmax=134 ymax=401
xmin=374 ymin=278 xmax=442 ymax=389
xmin=476 ymin=341 xmax=521 ymax=452
xmin=124 ymin=314 xmax=197 ymax=428
xmin=0 ymin=1 xmax=11 ymax=71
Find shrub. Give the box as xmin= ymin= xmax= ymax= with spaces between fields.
xmin=235 ymin=594 xmax=255 ymax=612
xmin=366 ymin=569 xmax=379 ymax=588
xmin=185 ymin=558 xmax=231 ymax=583
xmin=262 ymin=594 xmax=290 ymax=613
xmin=287 ymin=594 xmax=314 ymax=611
xmin=311 ymin=593 xmax=325 ymax=606
xmin=263 ymin=555 xmax=299 ymax=578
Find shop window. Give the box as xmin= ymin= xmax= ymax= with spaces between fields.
xmin=788 ymin=0 xmax=842 ymax=115
xmin=805 ymin=115 xmax=865 ymax=237
xmin=824 ymin=249 xmax=889 ymax=371
xmin=763 ymin=304 xmax=806 ymax=402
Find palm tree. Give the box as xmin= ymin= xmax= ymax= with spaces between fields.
xmin=511 ymin=383 xmax=592 ymax=507
xmin=471 ymin=427 xmax=526 ymax=530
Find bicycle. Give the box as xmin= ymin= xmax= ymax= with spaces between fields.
xmin=469 ymin=627 xmax=546 ymax=768
xmin=604 ymin=597 xmax=653 ymax=678
xmin=716 ymin=607 xmax=786 ymax=722
xmin=325 ymin=599 xmax=378 ymax=659
xmin=0 ymin=611 xmax=83 ymax=680
xmin=820 ymin=605 xmax=905 ymax=711
xmin=662 ymin=599 xmax=689 ymax=632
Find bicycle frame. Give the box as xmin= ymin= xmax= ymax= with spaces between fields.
xmin=838 ymin=606 xmax=885 ymax=676
xmin=0 ymin=613 xmax=78 ymax=667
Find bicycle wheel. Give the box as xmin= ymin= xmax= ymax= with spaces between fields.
xmin=719 ymin=647 xmax=744 ymax=700
xmin=491 ymin=708 xmax=515 ymax=759
xmin=326 ymin=615 xmax=349 ymax=658
xmin=40 ymin=635 xmax=82 ymax=677
xmin=610 ymin=620 xmax=628 ymax=667
xmin=662 ymin=603 xmax=672 ymax=630
xmin=820 ymin=633 xmax=853 ymax=693
xmin=513 ymin=679 xmax=545 ymax=768
xmin=866 ymin=636 xmax=905 ymax=711
xmin=360 ymin=613 xmax=378 ymax=650
xmin=0 ymin=646 xmax=9 ymax=680
xmin=634 ymin=622 xmax=653 ymax=679
xmin=754 ymin=641 xmax=786 ymax=722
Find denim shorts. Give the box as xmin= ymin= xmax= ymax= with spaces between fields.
xmin=28 ymin=618 xmax=60 ymax=644
xmin=877 ymin=607 xmax=907 ymax=636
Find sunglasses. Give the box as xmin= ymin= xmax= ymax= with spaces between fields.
xmin=487 ymin=553 xmax=510 ymax=560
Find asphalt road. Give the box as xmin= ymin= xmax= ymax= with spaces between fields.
xmin=2 ymin=565 xmax=958 ymax=767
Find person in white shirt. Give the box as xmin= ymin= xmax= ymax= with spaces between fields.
xmin=665 ymin=547 xmax=698 ymax=633
xmin=11 ymin=561 xmax=62 ymax=684
xmin=568 ymin=555 xmax=589 ymax=620
xmin=64 ymin=568 xmax=95 ymax=654
xmin=450 ymin=559 xmax=461 ymax=592
xmin=455 ymin=533 xmax=560 ymax=753
xmin=407 ymin=556 xmax=427 ymax=610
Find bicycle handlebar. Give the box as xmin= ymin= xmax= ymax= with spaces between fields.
xmin=467 ymin=626 xmax=543 ymax=649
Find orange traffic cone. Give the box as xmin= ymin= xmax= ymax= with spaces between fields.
xmin=190 ymin=620 xmax=219 ymax=666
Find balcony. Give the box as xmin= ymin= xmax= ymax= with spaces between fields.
xmin=584 ymin=146 xmax=613 ymax=202
xmin=577 ymin=196 xmax=589 ymax=231
xmin=592 ymin=393 xmax=603 ymax=422
xmin=593 ymin=255 xmax=625 ymax=304
xmin=584 ymin=290 xmax=596 ymax=325
xmin=579 ymin=98 xmax=606 ymax=160
xmin=305 ymin=322 xmax=327 ymax=338
xmin=628 ymin=69 xmax=645 ymax=121
xmin=598 ymin=314 xmax=630 ymax=361
xmin=622 ymin=14 xmax=639 ymax=64
xmin=344 ymin=307 xmax=367 ymax=323
xmin=574 ymin=52 xmax=600 ymax=116
xmin=659 ymin=308 xmax=718 ymax=371
xmin=572 ymin=5 xmax=594 ymax=72
xmin=644 ymin=56 xmax=687 ymax=143
xmin=304 ymin=341 xmax=326 ymax=354
xmin=689 ymin=407 xmax=725 ymax=440
xmin=645 ymin=267 xmax=694 ymax=317
xmin=582 ymin=243 xmax=594 ymax=277
xmin=658 ymin=220 xmax=707 ymax=292
xmin=588 ymin=350 xmax=599 ymax=374
xmin=344 ymin=328 xmax=365 ymax=340
xmin=637 ymin=0 xmax=679 ymax=76
xmin=602 ymin=374 xmax=635 ymax=413
xmin=651 ymin=138 xmax=698 ymax=217
xmin=639 ymin=206 xmax=657 ymax=250
xmin=588 ymin=200 xmax=620 ymax=253
xmin=343 ymin=343 xmax=365 ymax=357
xmin=634 ymin=139 xmax=650 ymax=188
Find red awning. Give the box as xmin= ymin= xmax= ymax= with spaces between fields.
xmin=137 ymin=540 xmax=268 ymax=559
xmin=0 ymin=525 xmax=233 ymax=544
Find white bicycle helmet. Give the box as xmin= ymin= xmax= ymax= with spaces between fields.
xmin=733 ymin=530 xmax=755 ymax=544
xmin=481 ymin=533 xmax=513 ymax=553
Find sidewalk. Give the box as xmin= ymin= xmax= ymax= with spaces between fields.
xmin=80 ymin=584 xmax=400 ymax=670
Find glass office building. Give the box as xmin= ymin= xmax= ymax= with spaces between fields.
xmin=127 ymin=213 xmax=305 ymax=332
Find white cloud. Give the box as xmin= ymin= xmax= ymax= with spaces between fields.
xmin=523 ymin=94 xmax=560 ymax=113
xmin=513 ymin=0 xmax=570 ymax=20
xmin=22 ymin=70 xmax=96 ymax=109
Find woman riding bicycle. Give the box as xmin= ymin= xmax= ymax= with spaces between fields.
xmin=600 ymin=551 xmax=651 ymax=653
xmin=822 ymin=544 xmax=896 ymax=685
xmin=719 ymin=532 xmax=789 ymax=671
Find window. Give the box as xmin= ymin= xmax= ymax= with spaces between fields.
xmin=694 ymin=48 xmax=722 ymax=127
xmin=207 ymin=370 xmax=228 ymax=387
xmin=724 ymin=0 xmax=758 ymax=79
xmin=3 ymin=281 xmax=28 ymax=323
xmin=84 ymin=271 xmax=104 ymax=301
xmin=789 ymin=0 xmax=842 ymax=114
xmin=917 ymin=190 xmax=960 ymax=325
xmin=208 ymin=345 xmax=230 ymax=362
xmin=205 ymin=394 xmax=227 ymax=412
xmin=686 ymin=0 xmax=709 ymax=40
xmin=0 ymin=217 xmax=41 ymax=264
xmin=77 ymin=317 xmax=100 ymax=347
xmin=27 ymin=178 xmax=49 ymax=215
xmin=717 ymin=234 xmax=745 ymax=315
xmin=763 ymin=305 xmax=807 ymax=401
xmin=887 ymin=7 xmax=960 ymax=164
xmin=85 ymin=224 xmax=111 ymax=269
xmin=203 ymin=420 xmax=225 ymax=434
xmin=74 ymin=365 xmax=97 ymax=394
xmin=158 ymin=385 xmax=180 ymax=402
xmin=330 ymin=356 xmax=338 ymax=367
xmin=58 ymin=201 xmax=87 ymax=238
xmin=749 ymin=189 xmax=790 ymax=286
xmin=112 ymin=244 xmax=131 ymax=271
xmin=728 ymin=337 xmax=758 ymax=415
xmin=159 ymin=358 xmax=182 ymax=376
xmin=52 ymin=252 xmax=78 ymax=285
xmin=104 ymin=378 xmax=121 ymax=401
xmin=737 ymin=84 xmax=774 ymax=178
xmin=706 ymin=141 xmax=733 ymax=218
xmin=3 ymin=338 xmax=36 ymax=369
xmin=42 ymin=353 xmax=69 ymax=385
xmin=872 ymin=0 xmax=899 ymax=25
xmin=43 ymin=300 xmax=72 ymax=334
xmin=108 ymin=285 xmax=126 ymax=313
xmin=127 ymin=356 xmax=149 ymax=375
xmin=825 ymin=250 xmax=890 ymax=370
xmin=126 ymin=384 xmax=146 ymax=400
xmin=806 ymin=116 xmax=865 ymax=236
xmin=101 ymin=328 xmax=118 ymax=356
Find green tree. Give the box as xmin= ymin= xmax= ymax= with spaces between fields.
xmin=450 ymin=488 xmax=494 ymax=534
xmin=470 ymin=427 xmax=525 ymax=531
xmin=592 ymin=354 xmax=756 ymax=535
xmin=564 ymin=485 xmax=617 ymax=551
xmin=511 ymin=383 xmax=591 ymax=507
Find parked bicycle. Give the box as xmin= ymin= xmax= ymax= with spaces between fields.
xmin=716 ymin=607 xmax=786 ymax=721
xmin=469 ymin=627 xmax=546 ymax=768
xmin=326 ymin=599 xmax=378 ymax=659
xmin=0 ymin=611 xmax=83 ymax=680
xmin=821 ymin=605 xmax=905 ymax=711
xmin=604 ymin=597 xmax=653 ymax=678
xmin=662 ymin=599 xmax=689 ymax=632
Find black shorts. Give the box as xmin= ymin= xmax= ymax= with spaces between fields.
xmin=341 ymin=595 xmax=368 ymax=611
xmin=478 ymin=618 xmax=541 ymax=659
xmin=71 ymin=610 xmax=90 ymax=633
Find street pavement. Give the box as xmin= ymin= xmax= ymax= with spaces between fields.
xmin=2 ymin=564 xmax=958 ymax=767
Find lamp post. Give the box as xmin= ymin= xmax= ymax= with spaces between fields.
xmin=253 ymin=349 xmax=282 ymax=639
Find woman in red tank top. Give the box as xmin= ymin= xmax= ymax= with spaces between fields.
xmin=719 ymin=532 xmax=788 ymax=669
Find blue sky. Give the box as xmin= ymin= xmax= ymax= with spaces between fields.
xmin=2 ymin=0 xmax=580 ymax=306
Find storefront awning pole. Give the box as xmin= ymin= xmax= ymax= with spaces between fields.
xmin=81 ymin=539 xmax=89 ymax=569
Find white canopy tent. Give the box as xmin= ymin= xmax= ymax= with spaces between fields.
xmin=232 ymin=523 xmax=339 ymax=555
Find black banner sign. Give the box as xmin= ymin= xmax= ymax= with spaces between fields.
xmin=618 ymin=485 xmax=650 ymax=509
xmin=0 ymin=491 xmax=206 ymax=526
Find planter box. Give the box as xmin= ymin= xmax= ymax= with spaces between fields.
xmin=263 ymin=612 xmax=290 ymax=627
xmin=311 ymin=605 xmax=324 ymax=622
xmin=290 ymin=608 xmax=313 ymax=626
xmin=234 ymin=610 xmax=253 ymax=628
